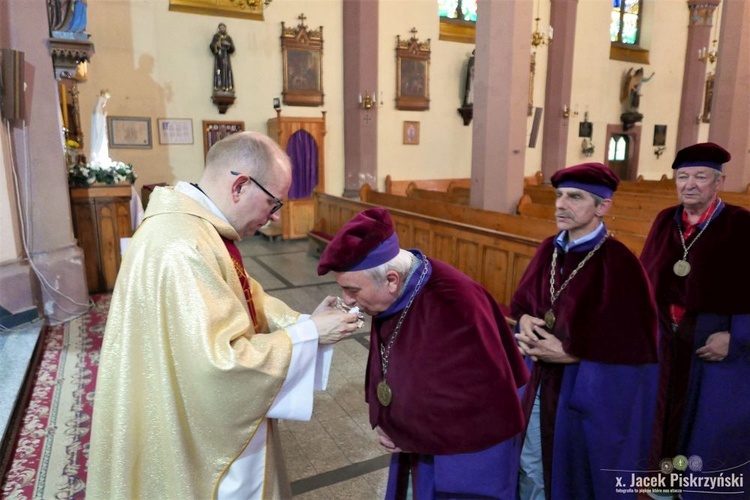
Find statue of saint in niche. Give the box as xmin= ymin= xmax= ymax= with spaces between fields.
xmin=211 ymin=23 xmax=235 ymax=92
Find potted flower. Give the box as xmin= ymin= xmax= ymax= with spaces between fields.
xmin=68 ymin=159 xmax=137 ymax=187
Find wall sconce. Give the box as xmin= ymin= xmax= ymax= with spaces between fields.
xmin=698 ymin=40 xmax=718 ymax=64
xmin=654 ymin=146 xmax=666 ymax=159
xmin=581 ymin=137 xmax=595 ymax=157
xmin=562 ymin=105 xmax=578 ymax=119
xmin=273 ymin=97 xmax=281 ymax=110
xmin=358 ymin=90 xmax=382 ymax=110
xmin=530 ymin=0 xmax=553 ymax=50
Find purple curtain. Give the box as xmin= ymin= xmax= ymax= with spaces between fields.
xmin=286 ymin=130 xmax=318 ymax=199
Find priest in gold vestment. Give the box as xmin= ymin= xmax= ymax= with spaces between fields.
xmin=87 ymin=132 xmax=359 ymax=499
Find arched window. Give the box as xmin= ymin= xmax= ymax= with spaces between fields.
xmin=438 ymin=0 xmax=477 ymax=43
xmin=610 ymin=0 xmax=643 ymax=45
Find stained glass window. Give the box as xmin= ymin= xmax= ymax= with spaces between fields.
xmin=610 ymin=0 xmax=642 ymax=45
xmin=438 ymin=0 xmax=477 ymax=23
xmin=608 ymin=136 xmax=628 ymax=161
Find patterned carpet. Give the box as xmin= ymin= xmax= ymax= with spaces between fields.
xmin=1 ymin=295 xmax=109 ymax=499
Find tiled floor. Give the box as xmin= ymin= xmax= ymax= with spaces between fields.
xmin=238 ymin=235 xmax=390 ymax=499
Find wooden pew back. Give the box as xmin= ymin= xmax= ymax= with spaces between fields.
xmin=314 ymin=192 xmax=542 ymax=307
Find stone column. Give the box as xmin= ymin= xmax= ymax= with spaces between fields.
xmin=675 ymin=0 xmax=721 ymax=151
xmin=540 ymin=0 xmax=579 ymax=182
xmin=342 ymin=0 xmax=378 ymax=198
xmin=707 ymin=0 xmax=750 ymax=191
xmin=470 ymin=0 xmax=533 ymax=213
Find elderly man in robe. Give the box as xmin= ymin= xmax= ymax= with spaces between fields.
xmin=317 ymin=207 xmax=529 ymax=499
xmin=88 ymin=131 xmax=360 ymax=499
xmin=511 ymin=162 xmax=659 ymax=499
xmin=641 ymin=142 xmax=750 ymax=498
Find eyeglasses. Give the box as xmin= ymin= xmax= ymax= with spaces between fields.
xmin=230 ymin=171 xmax=284 ymax=214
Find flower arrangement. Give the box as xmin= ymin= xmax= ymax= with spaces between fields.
xmin=68 ymin=159 xmax=137 ymax=187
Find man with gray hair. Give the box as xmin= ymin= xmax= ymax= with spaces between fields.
xmin=88 ymin=131 xmax=359 ymax=499
xmin=317 ymin=207 xmax=528 ymax=499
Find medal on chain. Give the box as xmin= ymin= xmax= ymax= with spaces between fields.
xmin=377 ymin=258 xmax=430 ymax=407
xmin=673 ymin=199 xmax=720 ymax=277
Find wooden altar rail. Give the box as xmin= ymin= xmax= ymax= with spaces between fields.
xmin=312 ymin=191 xmax=542 ymax=308
xmin=359 ymin=185 xmax=646 ymax=255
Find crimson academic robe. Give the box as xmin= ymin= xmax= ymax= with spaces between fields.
xmin=510 ymin=232 xmax=659 ymax=500
xmin=366 ymin=253 xmax=528 ymax=499
xmin=641 ymin=203 xmax=750 ymax=498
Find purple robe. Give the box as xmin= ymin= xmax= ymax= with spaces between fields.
xmin=510 ymin=231 xmax=659 ymax=499
xmin=641 ymin=203 xmax=750 ymax=497
xmin=367 ymin=254 xmax=529 ymax=498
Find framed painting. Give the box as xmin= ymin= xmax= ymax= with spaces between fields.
xmin=281 ymin=14 xmax=324 ymax=107
xmin=202 ymin=120 xmax=244 ymax=158
xmin=107 ymin=116 xmax=152 ymax=149
xmin=157 ymin=118 xmax=194 ymax=145
xmin=396 ymin=28 xmax=430 ymax=111
xmin=168 ymin=0 xmax=265 ymax=21
xmin=403 ymin=121 xmax=420 ymax=145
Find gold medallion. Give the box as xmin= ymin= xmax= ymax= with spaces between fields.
xmin=544 ymin=309 xmax=556 ymax=330
xmin=673 ymin=259 xmax=691 ymax=277
xmin=377 ymin=380 xmax=393 ymax=407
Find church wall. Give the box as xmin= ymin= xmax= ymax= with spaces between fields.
xmin=76 ymin=0 xmax=727 ymax=196
xmin=79 ymin=0 xmax=345 ymax=194
xmin=569 ymin=0 xmax=712 ymax=180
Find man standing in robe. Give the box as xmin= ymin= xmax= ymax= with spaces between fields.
xmin=511 ymin=162 xmax=658 ymax=499
xmin=317 ymin=207 xmax=529 ymax=499
xmin=88 ymin=131 xmax=360 ymax=499
xmin=640 ymin=142 xmax=750 ymax=498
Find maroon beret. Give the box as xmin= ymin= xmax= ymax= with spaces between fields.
xmin=672 ymin=142 xmax=731 ymax=171
xmin=317 ymin=207 xmax=400 ymax=275
xmin=551 ymin=162 xmax=620 ymax=199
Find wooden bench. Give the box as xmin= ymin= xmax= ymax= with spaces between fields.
xmin=516 ymin=196 xmax=655 ymax=237
xmin=405 ymin=183 xmax=470 ymax=205
xmin=384 ymin=175 xmax=470 ymax=196
xmin=307 ymin=218 xmax=334 ymax=257
xmin=313 ymin=191 xmax=543 ymax=311
xmin=360 ymin=185 xmax=646 ymax=255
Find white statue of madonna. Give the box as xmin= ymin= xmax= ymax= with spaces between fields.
xmin=90 ymin=90 xmax=112 ymax=166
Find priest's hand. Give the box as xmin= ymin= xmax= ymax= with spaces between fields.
xmin=516 ymin=322 xmax=579 ymax=364
xmin=311 ymin=310 xmax=359 ymax=345
xmin=696 ymin=331 xmax=730 ymax=362
xmin=376 ymin=427 xmax=404 ymax=453
xmin=312 ymin=295 xmax=339 ymax=314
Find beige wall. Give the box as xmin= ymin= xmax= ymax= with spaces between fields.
xmin=78 ymin=0 xmax=714 ymax=194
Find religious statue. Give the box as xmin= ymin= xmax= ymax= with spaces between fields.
xmin=621 ymin=67 xmax=654 ymax=114
xmin=211 ymin=23 xmax=235 ymax=92
xmin=462 ymin=49 xmax=475 ymax=108
xmin=90 ymin=90 xmax=111 ymax=166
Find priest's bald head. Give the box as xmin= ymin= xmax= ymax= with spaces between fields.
xmin=318 ymin=208 xmax=415 ymax=316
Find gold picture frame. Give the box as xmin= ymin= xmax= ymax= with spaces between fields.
xmin=168 ymin=0 xmax=265 ymax=21
xmin=202 ymin=120 xmax=244 ymax=158
xmin=396 ymin=28 xmax=430 ymax=111
xmin=403 ymin=121 xmax=420 ymax=145
xmin=281 ymin=14 xmax=324 ymax=107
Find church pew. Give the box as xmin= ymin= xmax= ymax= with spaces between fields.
xmin=312 ymin=191 xmax=542 ymax=311
xmin=359 ymin=185 xmax=646 ymax=255
xmin=384 ymin=175 xmax=470 ymax=196
xmin=516 ymin=196 xmax=655 ymax=237
xmin=525 ymin=184 xmax=750 ymax=211
xmin=405 ymin=183 xmax=470 ymax=205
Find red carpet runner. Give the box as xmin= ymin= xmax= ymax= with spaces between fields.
xmin=1 ymin=295 xmax=110 ymax=499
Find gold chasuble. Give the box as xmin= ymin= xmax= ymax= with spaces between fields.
xmin=88 ymin=187 xmax=299 ymax=499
